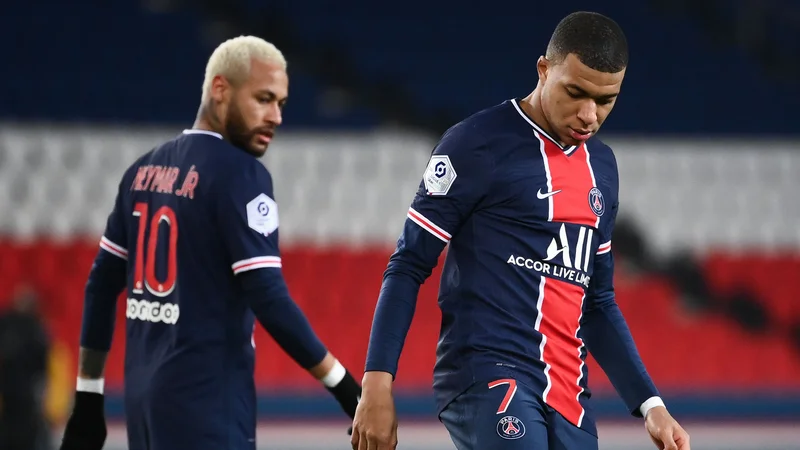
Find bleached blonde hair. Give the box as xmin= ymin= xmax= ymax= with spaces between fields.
xmin=201 ymin=35 xmax=287 ymax=103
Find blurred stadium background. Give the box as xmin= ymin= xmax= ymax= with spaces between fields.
xmin=2 ymin=0 xmax=800 ymax=449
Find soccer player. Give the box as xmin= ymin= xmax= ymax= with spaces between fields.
xmin=58 ymin=36 xmax=362 ymax=450
xmin=351 ymin=11 xmax=690 ymax=450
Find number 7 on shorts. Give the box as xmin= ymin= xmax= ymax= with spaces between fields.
xmin=488 ymin=379 xmax=518 ymax=415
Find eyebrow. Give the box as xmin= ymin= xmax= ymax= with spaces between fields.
xmin=256 ymin=89 xmax=288 ymax=103
xmin=565 ymin=83 xmax=618 ymax=101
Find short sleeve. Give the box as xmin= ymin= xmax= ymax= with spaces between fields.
xmin=404 ymin=123 xmax=492 ymax=244
xmin=215 ymin=162 xmax=282 ymax=275
xmin=98 ymin=176 xmax=130 ymax=260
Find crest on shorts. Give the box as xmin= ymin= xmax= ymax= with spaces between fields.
xmin=496 ymin=415 xmax=525 ymax=440
xmin=423 ymin=155 xmax=457 ymax=196
xmin=588 ymin=187 xmax=605 ymax=217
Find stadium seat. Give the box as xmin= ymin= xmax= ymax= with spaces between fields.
xmin=703 ymin=252 xmax=800 ymax=327
xmin=4 ymin=240 xmax=799 ymax=393
xmin=1 ymin=125 xmax=798 ymax=396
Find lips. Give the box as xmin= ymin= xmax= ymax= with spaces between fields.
xmin=569 ymin=128 xmax=592 ymax=141
xmin=256 ymin=130 xmax=274 ymax=143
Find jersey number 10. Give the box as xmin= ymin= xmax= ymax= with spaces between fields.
xmin=132 ymin=202 xmax=178 ymax=297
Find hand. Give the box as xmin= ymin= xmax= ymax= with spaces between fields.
xmin=350 ymin=372 xmax=398 ymax=450
xmin=60 ymin=391 xmax=107 ymax=450
xmin=645 ymin=406 xmax=690 ymax=450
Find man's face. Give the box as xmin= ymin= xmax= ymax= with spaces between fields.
xmin=538 ymin=53 xmax=625 ymax=146
xmin=218 ymin=59 xmax=288 ymax=157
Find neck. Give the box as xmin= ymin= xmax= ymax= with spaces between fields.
xmin=192 ymin=104 xmax=225 ymax=138
xmin=520 ymin=88 xmax=564 ymax=146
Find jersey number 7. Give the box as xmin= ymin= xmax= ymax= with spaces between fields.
xmin=132 ymin=202 xmax=179 ymax=297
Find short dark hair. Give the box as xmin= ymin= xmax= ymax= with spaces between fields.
xmin=545 ymin=11 xmax=628 ymax=73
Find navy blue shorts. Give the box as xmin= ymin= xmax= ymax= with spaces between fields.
xmin=439 ymin=379 xmax=598 ymax=450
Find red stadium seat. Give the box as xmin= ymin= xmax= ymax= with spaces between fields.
xmin=4 ymin=241 xmax=799 ymax=393
xmin=703 ymin=252 xmax=800 ymax=327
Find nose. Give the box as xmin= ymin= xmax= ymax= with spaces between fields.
xmin=265 ymin=102 xmax=282 ymax=126
xmin=576 ymin=100 xmax=597 ymax=127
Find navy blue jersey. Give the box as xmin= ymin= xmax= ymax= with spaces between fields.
xmin=365 ymin=100 xmax=658 ymax=436
xmin=98 ymin=129 xmax=283 ymax=441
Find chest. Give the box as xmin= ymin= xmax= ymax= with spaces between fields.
xmin=492 ymin=144 xmax=612 ymax=230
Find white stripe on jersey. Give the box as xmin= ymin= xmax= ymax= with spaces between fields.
xmin=232 ymin=256 xmax=282 ymax=274
xmin=99 ymin=236 xmax=128 ymax=260
xmin=407 ymin=207 xmax=452 ymax=243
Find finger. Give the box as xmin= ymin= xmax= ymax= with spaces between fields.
xmin=380 ymin=430 xmax=398 ymax=450
xmin=350 ymin=430 xmax=357 ymax=449
xmin=357 ymin=431 xmax=369 ymax=450
xmin=676 ymin=429 xmax=691 ymax=450
xmin=660 ymin=429 xmax=678 ymax=450
xmin=369 ymin=433 xmax=386 ymax=450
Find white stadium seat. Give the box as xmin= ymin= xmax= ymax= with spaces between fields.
xmin=1 ymin=124 xmax=798 ymax=253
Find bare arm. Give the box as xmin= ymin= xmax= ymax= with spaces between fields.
xmin=78 ymin=348 xmax=108 ymax=380
xmin=309 ymin=352 xmax=337 ymax=380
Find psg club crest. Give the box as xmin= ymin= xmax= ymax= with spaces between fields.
xmin=588 ymin=187 xmax=605 ymax=217
xmin=496 ymin=415 xmax=525 ymax=440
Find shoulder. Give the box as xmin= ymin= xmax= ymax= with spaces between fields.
xmin=447 ymin=99 xmax=517 ymax=141
xmin=119 ymin=148 xmax=157 ymax=188
xmin=586 ymin=136 xmax=619 ymax=189
xmin=430 ymin=101 xmax=515 ymax=167
xmin=586 ymin=136 xmax=616 ymax=164
xmin=204 ymin=139 xmax=274 ymax=189
xmin=423 ymin=118 xmax=494 ymax=196
xmin=422 ymin=100 xmax=524 ymax=195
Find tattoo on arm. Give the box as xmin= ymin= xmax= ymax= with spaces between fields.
xmin=78 ymin=347 xmax=108 ymax=379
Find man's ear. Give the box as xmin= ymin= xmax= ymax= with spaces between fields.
xmin=210 ymin=75 xmax=232 ymax=103
xmin=537 ymin=56 xmax=550 ymax=84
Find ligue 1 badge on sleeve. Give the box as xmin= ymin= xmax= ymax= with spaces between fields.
xmin=423 ymin=155 xmax=457 ymax=196
xmin=246 ymin=193 xmax=279 ymax=236
xmin=588 ymin=187 xmax=605 ymax=217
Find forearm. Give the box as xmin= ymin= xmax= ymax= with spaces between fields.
xmin=78 ymin=347 xmax=108 ymax=380
xmin=75 ymin=347 xmax=109 ymax=395
xmin=239 ymin=270 xmax=361 ymax=417
xmin=309 ymin=352 xmax=351 ymax=388
xmin=240 ymin=271 xmax=328 ymax=370
xmin=80 ymin=250 xmax=126 ymax=351
xmin=364 ymin=272 xmax=421 ymax=377
xmin=77 ymin=249 xmax=126 ymax=393
xmin=364 ymin=229 xmax=442 ymax=377
xmin=255 ymin=298 xmax=328 ymax=370
xmin=582 ymin=297 xmax=659 ymax=417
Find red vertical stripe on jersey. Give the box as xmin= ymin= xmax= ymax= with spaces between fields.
xmin=542 ymin=142 xmax=597 ymax=227
xmin=539 ymin=277 xmax=586 ymax=427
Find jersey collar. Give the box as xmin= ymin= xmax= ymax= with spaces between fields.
xmin=509 ymin=99 xmax=579 ymax=155
xmin=182 ymin=129 xmax=223 ymax=139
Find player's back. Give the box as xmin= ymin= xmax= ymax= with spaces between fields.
xmin=107 ymin=130 xmax=264 ymax=438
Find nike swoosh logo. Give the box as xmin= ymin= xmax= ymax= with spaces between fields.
xmin=537 ymin=188 xmax=562 ymax=199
